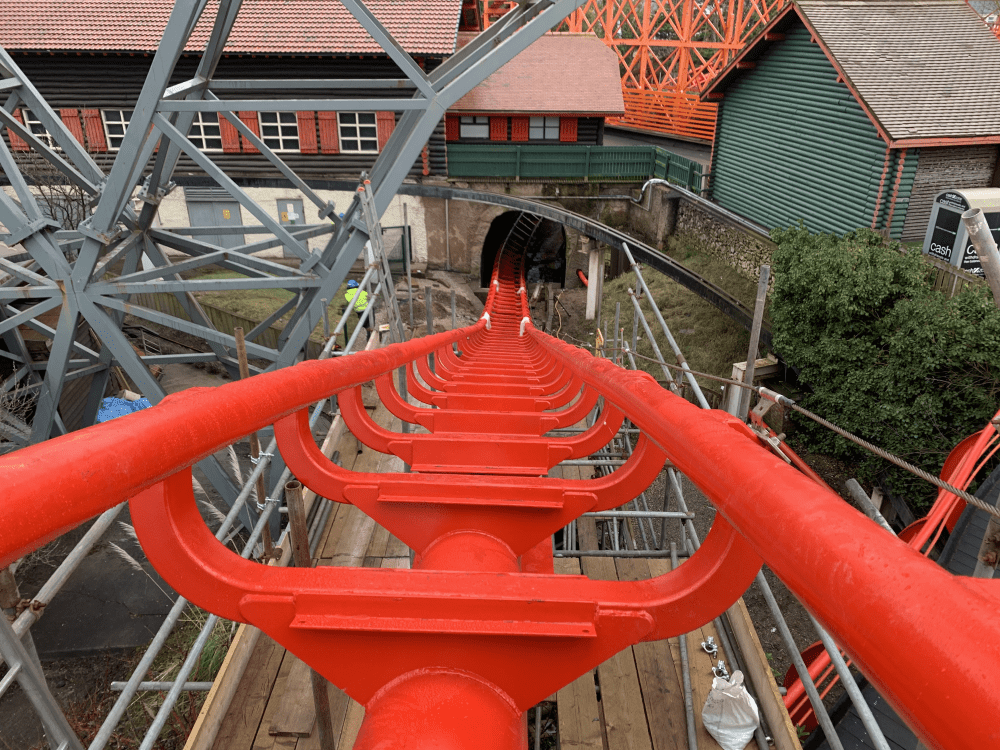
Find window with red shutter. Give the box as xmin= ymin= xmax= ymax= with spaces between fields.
xmin=297 ymin=112 xmax=319 ymax=154
xmin=489 ymin=116 xmax=508 ymax=141
xmin=80 ymin=110 xmax=107 ymax=152
xmin=59 ymin=110 xmax=85 ymax=146
xmin=7 ymin=110 xmax=28 ymax=151
xmin=511 ymin=117 xmax=529 ymax=142
xmin=445 ymin=115 xmax=459 ymax=142
xmin=238 ymin=112 xmax=261 ymax=153
xmin=559 ymin=117 xmax=578 ymax=143
xmin=317 ymin=112 xmax=340 ymax=154
xmin=376 ymin=112 xmax=395 ymax=151
xmin=219 ymin=114 xmax=241 ymax=153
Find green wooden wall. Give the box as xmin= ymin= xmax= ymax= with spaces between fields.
xmin=710 ymin=22 xmax=917 ymax=239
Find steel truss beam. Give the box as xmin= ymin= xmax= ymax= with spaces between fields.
xmin=0 ymin=0 xmax=588 ymax=514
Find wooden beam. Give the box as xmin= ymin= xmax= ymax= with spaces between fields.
xmin=725 ymin=598 xmax=803 ymax=750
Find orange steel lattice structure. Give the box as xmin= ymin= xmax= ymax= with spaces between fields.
xmin=561 ymin=0 xmax=785 ymax=141
xmin=478 ymin=0 xmax=785 ymax=141
xmin=483 ymin=1 xmax=997 ymax=141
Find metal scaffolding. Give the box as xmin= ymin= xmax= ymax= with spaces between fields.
xmin=0 ymin=0 xmax=588 ymax=512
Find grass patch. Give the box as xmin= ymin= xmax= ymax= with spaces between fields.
xmin=115 ymin=608 xmax=235 ymax=750
xmin=189 ymin=270 xmax=360 ymax=345
xmin=598 ymin=237 xmax=765 ymax=404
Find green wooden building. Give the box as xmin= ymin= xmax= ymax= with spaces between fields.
xmin=702 ymin=0 xmax=1000 ymax=241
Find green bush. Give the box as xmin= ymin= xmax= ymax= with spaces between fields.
xmin=770 ymin=226 xmax=1000 ymax=510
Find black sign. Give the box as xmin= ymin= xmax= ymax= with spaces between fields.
xmin=936 ymin=192 xmax=970 ymax=212
xmin=960 ymin=242 xmax=984 ymax=276
xmin=927 ymin=203 xmax=962 ymax=263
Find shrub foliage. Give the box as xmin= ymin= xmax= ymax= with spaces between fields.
xmin=770 ymin=226 xmax=1000 ymax=509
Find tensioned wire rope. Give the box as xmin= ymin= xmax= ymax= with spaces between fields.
xmin=558 ymin=333 xmax=1000 ymax=522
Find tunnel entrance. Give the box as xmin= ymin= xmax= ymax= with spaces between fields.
xmin=480 ymin=212 xmax=566 ymax=288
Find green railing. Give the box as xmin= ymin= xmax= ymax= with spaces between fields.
xmin=446 ymin=144 xmax=706 ymax=193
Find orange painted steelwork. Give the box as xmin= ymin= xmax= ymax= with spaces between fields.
xmin=478 ymin=0 xmax=784 ymax=140
xmin=562 ymin=0 xmax=786 ymax=140
xmin=2 ymin=244 xmax=1000 ymax=748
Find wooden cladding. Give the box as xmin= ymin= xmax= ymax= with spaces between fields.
xmin=5 ymin=106 xmax=402 ymax=160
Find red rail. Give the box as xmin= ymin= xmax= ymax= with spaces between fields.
xmin=2 ymin=248 xmax=999 ymax=750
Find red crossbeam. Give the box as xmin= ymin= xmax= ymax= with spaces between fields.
xmin=1 ymin=247 xmax=998 ymax=750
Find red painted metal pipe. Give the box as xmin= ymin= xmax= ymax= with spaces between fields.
xmin=1 ymin=249 xmax=998 ymax=750
xmin=530 ymin=328 xmax=1000 ymax=750
xmin=0 ymin=321 xmax=484 ymax=569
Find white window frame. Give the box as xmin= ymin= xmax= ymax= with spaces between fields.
xmin=187 ymin=111 xmax=223 ymax=152
xmin=459 ymin=115 xmax=490 ymax=140
xmin=529 ymin=116 xmax=560 ymax=141
xmin=338 ymin=112 xmax=379 ymax=153
xmin=21 ymin=109 xmax=57 ymax=150
xmin=258 ymin=111 xmax=299 ymax=153
xmin=102 ymin=110 xmax=132 ymax=151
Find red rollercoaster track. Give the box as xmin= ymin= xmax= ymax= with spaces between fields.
xmin=2 ymin=247 xmax=999 ymax=749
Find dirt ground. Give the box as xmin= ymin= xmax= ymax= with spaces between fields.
xmin=2 ymin=273 xmax=855 ymax=748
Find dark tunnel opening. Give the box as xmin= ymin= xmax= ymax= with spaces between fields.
xmin=480 ymin=211 xmax=567 ymax=288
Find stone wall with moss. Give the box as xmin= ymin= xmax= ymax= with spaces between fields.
xmin=673 ymin=198 xmax=775 ymax=284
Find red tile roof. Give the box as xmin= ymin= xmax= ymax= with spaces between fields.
xmin=0 ymin=0 xmax=461 ymax=55
xmin=451 ymin=33 xmax=625 ymax=115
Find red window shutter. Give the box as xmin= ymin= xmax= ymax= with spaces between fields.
xmin=8 ymin=110 xmax=28 ymax=151
xmin=219 ymin=114 xmax=241 ymax=153
xmin=511 ymin=116 xmax=529 ymax=142
xmin=297 ymin=112 xmax=319 ymax=154
xmin=238 ymin=111 xmax=260 ymax=153
xmin=559 ymin=117 xmax=578 ymax=143
xmin=59 ymin=109 xmax=85 ymax=145
xmin=317 ymin=112 xmax=340 ymax=154
xmin=445 ymin=115 xmax=459 ymax=142
xmin=489 ymin=116 xmax=507 ymax=141
xmin=376 ymin=111 xmax=395 ymax=151
xmin=81 ymin=109 xmax=107 ymax=152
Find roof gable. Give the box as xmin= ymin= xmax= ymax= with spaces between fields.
xmin=0 ymin=0 xmax=461 ymax=56
xmin=704 ymin=0 xmax=1000 ymax=145
xmin=450 ymin=33 xmax=625 ymax=116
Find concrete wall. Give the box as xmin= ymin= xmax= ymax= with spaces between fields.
xmin=154 ymin=186 xmax=431 ymax=263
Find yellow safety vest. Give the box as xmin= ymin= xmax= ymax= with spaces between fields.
xmin=345 ymin=288 xmax=368 ymax=312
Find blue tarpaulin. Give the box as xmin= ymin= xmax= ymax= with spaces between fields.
xmin=96 ymin=397 xmax=153 ymax=423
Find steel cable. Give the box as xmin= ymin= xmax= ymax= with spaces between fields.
xmin=571 ymin=339 xmax=1000 ymax=521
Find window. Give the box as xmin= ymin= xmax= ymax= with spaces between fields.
xmin=529 ymin=116 xmax=560 ymax=140
xmin=259 ymin=112 xmax=299 ymax=152
xmin=102 ymin=110 xmax=132 ymax=150
xmin=22 ymin=109 xmax=57 ymax=149
xmin=338 ymin=112 xmax=378 ymax=153
xmin=459 ymin=116 xmax=489 ymax=140
xmin=187 ymin=112 xmax=223 ymax=151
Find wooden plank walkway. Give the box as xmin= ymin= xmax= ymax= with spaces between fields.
xmin=195 ymin=418 xmax=785 ymax=750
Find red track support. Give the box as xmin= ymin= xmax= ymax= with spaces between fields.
xmin=1 ymin=248 xmax=999 ymax=749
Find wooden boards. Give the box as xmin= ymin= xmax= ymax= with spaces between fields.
xmin=556 ymin=513 xmax=771 ymax=750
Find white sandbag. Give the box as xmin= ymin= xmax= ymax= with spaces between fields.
xmin=701 ymin=670 xmax=759 ymax=750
